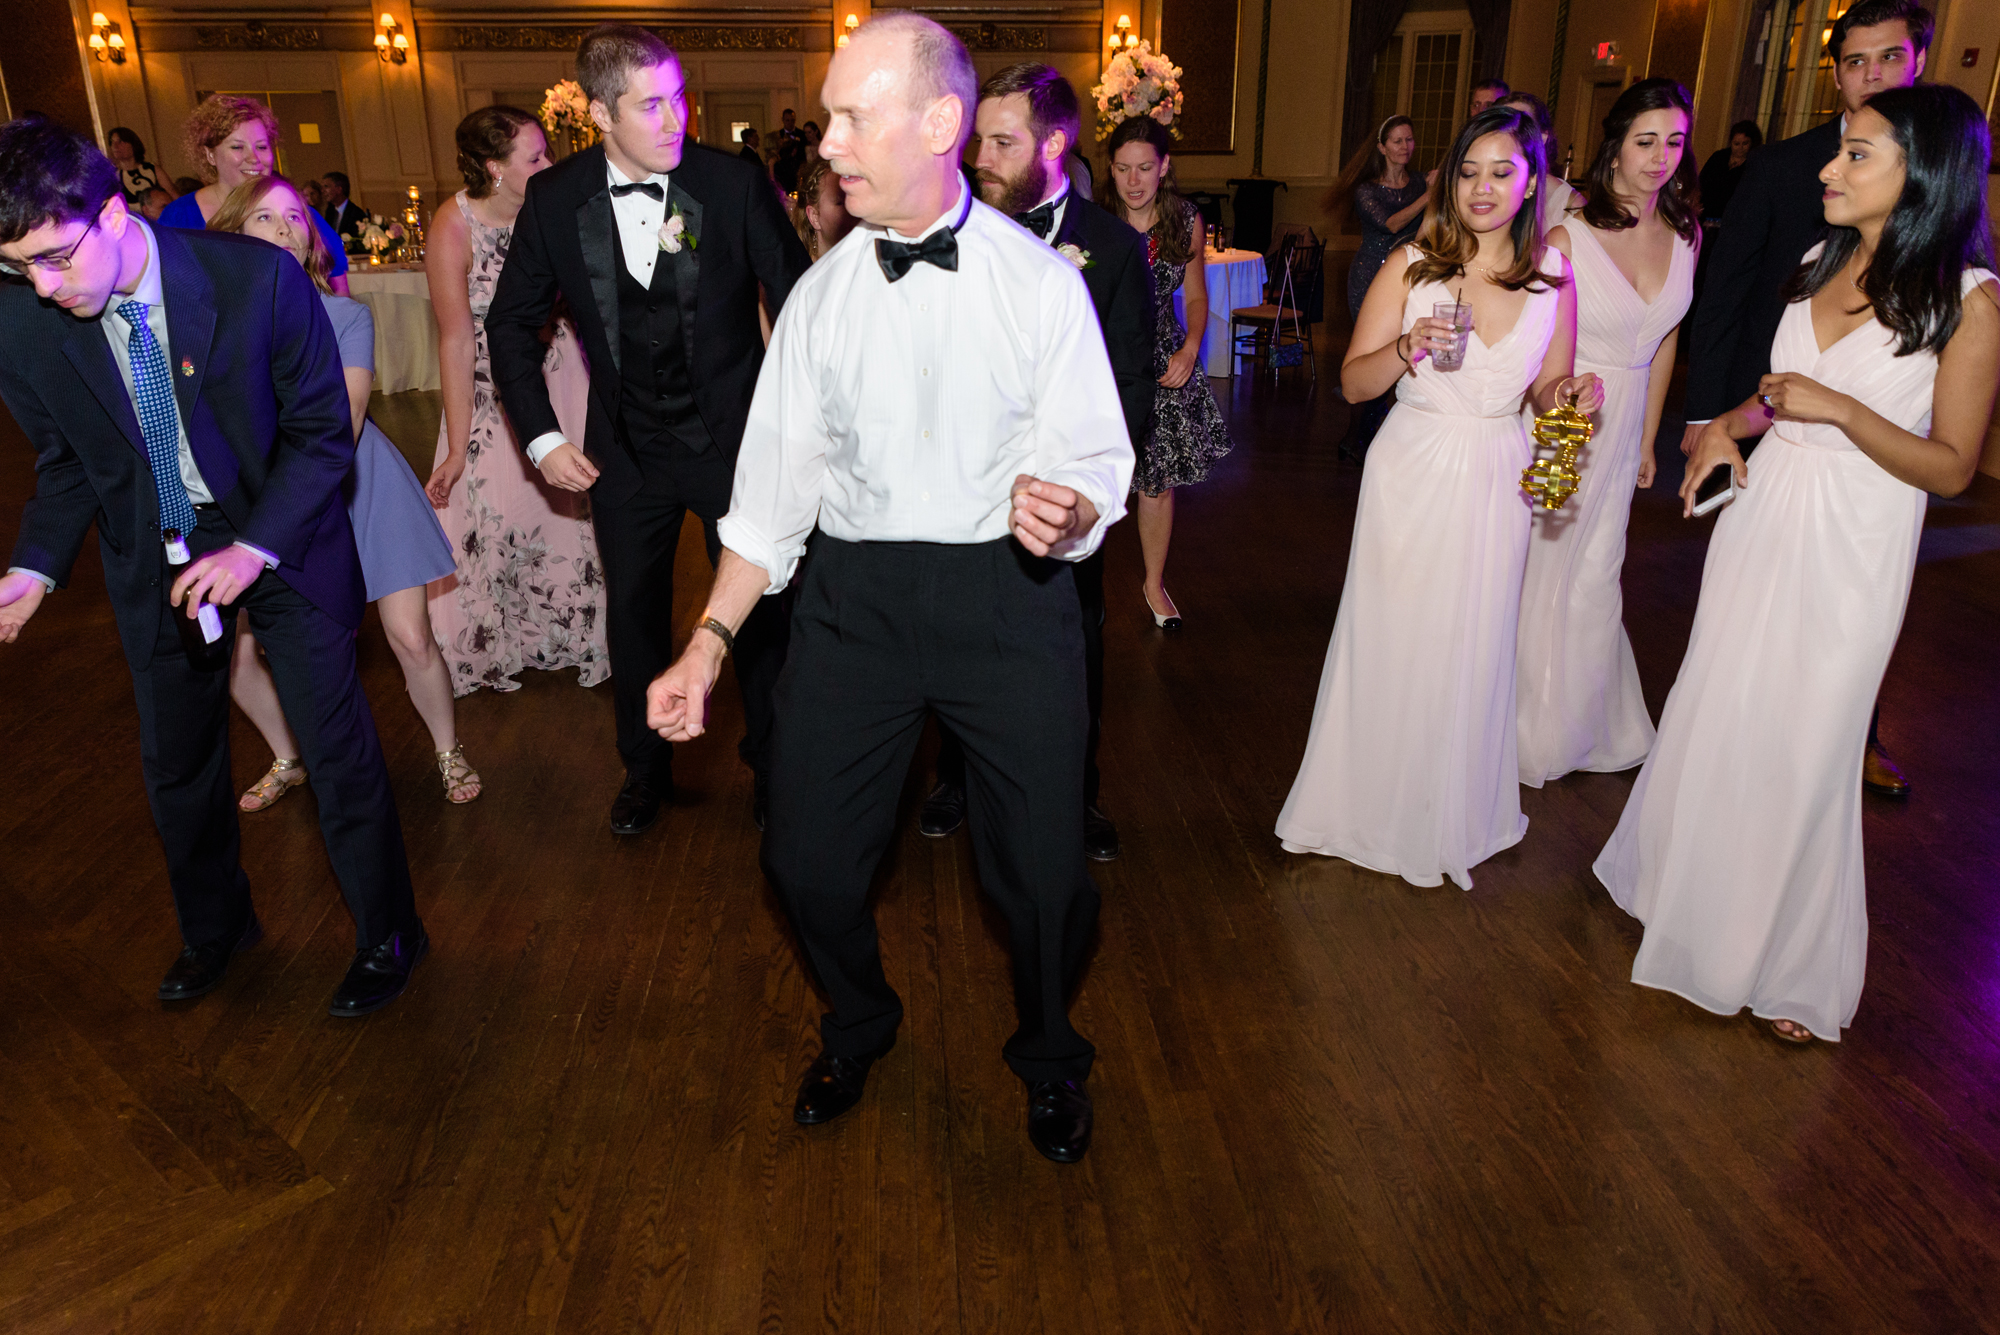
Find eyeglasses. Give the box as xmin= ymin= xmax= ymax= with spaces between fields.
xmin=0 ymin=213 xmax=101 ymax=278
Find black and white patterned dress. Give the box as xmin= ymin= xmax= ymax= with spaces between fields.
xmin=1136 ymin=199 xmax=1232 ymax=497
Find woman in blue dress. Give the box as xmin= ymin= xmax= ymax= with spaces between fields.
xmin=1327 ymin=117 xmax=1433 ymax=459
xmin=208 ymin=176 xmax=476 ymax=807
xmin=159 ymin=96 xmax=351 ymax=296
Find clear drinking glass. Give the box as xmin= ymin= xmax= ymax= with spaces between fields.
xmin=1431 ymin=301 xmax=1472 ymax=370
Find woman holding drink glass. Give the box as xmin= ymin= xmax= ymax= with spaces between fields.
xmin=1276 ymin=106 xmax=1603 ymax=889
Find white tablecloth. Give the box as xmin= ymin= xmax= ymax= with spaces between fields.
xmin=1175 ymin=248 xmax=1267 ymax=378
xmin=347 ymin=266 xmax=438 ymax=395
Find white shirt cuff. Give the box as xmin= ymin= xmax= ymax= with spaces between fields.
xmin=715 ymin=514 xmax=798 ymax=595
xmin=233 ymin=540 xmax=280 ymax=570
xmin=1036 ymin=474 xmax=1121 ymax=563
xmin=1683 ymin=418 xmax=1712 ymax=426
xmin=7 ymin=567 xmax=56 ymax=591
xmin=526 ymin=432 xmax=568 ymax=467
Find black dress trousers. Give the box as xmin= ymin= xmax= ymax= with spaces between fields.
xmin=135 ymin=507 xmax=418 ymax=951
xmin=762 ymin=536 xmax=1100 ymax=1084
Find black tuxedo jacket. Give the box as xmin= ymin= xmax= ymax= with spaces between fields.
xmin=486 ymin=142 xmax=812 ymax=507
xmin=1684 ymin=116 xmax=1842 ymax=420
xmin=0 ymin=225 xmax=362 ymax=669
xmin=325 ymin=198 xmax=365 ymax=238
xmin=1051 ymin=194 xmax=1156 ymax=446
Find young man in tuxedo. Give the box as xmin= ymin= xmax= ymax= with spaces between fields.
xmin=0 ymin=118 xmax=426 ymax=1015
xmin=1680 ymin=0 xmax=1930 ymax=796
xmin=913 ymin=62 xmax=1154 ymax=861
xmin=485 ymin=25 xmax=811 ymax=835
xmin=321 ymin=171 xmax=365 ymax=239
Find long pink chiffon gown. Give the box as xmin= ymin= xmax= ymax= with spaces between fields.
xmin=428 ymin=191 xmax=609 ymax=696
xmin=1276 ymin=246 xmax=1563 ymax=889
xmin=1515 ymin=223 xmax=1693 ymax=785
xmin=1594 ymin=255 xmax=1997 ymax=1040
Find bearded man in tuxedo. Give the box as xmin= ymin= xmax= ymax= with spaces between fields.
xmin=485 ymin=24 xmax=811 ymax=835
xmin=915 ymin=62 xmax=1154 ymax=861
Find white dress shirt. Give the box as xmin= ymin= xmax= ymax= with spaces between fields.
xmin=11 ymin=219 xmax=274 ymax=590
xmin=524 ymin=158 xmax=672 ymax=466
xmin=717 ymin=181 xmax=1134 ymax=594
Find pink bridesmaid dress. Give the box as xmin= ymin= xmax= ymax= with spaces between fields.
xmin=1277 ymin=246 xmax=1564 ymax=889
xmin=1515 ymin=222 xmax=1693 ymax=785
xmin=1594 ymin=253 xmax=1998 ymax=1039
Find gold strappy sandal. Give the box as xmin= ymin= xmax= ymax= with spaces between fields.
xmin=240 ymin=758 xmax=306 ymax=812
xmin=437 ymin=745 xmax=482 ymax=804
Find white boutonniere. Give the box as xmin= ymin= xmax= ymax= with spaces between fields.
xmin=1055 ymin=242 xmax=1094 ymax=270
xmin=658 ymin=204 xmax=698 ymax=254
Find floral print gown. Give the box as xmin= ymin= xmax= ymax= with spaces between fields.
xmin=427 ymin=191 xmax=609 ymax=696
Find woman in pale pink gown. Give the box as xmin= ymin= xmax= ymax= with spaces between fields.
xmin=1517 ymin=79 xmax=1697 ymax=786
xmin=1276 ymin=108 xmax=1603 ymax=889
xmin=1597 ymin=87 xmax=2000 ymax=1042
xmin=425 ymin=107 xmax=608 ymax=696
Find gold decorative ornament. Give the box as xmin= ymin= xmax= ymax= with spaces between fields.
xmin=1522 ymin=392 xmax=1592 ymax=510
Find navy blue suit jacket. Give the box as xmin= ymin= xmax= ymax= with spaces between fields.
xmin=0 ymin=224 xmax=363 ymax=668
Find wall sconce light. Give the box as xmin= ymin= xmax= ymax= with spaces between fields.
xmin=374 ymin=13 xmax=407 ymax=64
xmin=1107 ymin=14 xmax=1137 ymax=51
xmin=89 ymin=12 xmax=127 ymax=64
xmin=837 ymin=13 xmax=857 ymax=48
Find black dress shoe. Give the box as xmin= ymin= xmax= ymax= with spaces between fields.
xmin=610 ymin=775 xmax=664 ymax=835
xmin=793 ymin=1049 xmax=882 ymax=1124
xmin=919 ymin=781 xmax=965 ymax=838
xmin=1084 ymin=805 xmax=1120 ymax=862
xmin=158 ymin=912 xmax=262 ymax=1001
xmin=1026 ymin=1079 xmax=1093 ymax=1163
xmin=328 ymin=924 xmax=429 ymax=1018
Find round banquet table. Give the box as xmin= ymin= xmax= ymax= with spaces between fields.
xmin=1175 ymin=248 xmax=1267 ymax=378
xmin=345 ymin=265 xmax=439 ymax=394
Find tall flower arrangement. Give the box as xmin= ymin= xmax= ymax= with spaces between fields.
xmin=539 ymin=79 xmax=599 ymax=152
xmin=1090 ymin=41 xmax=1184 ymax=141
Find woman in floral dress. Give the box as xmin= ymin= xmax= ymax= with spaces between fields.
xmin=425 ymin=106 xmax=608 ymax=696
xmin=1100 ymin=116 xmax=1232 ymax=630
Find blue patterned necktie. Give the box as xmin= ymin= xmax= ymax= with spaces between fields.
xmin=115 ymin=299 xmax=198 ymax=540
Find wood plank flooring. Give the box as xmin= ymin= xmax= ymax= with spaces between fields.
xmin=3 ymin=340 xmax=1999 ymax=1332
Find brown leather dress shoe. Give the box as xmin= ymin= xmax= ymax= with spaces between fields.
xmin=1862 ymin=745 xmax=1910 ymax=798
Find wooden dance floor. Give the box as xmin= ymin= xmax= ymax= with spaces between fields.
xmin=3 ymin=345 xmax=1999 ymax=1333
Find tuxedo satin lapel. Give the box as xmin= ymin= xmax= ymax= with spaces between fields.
xmin=1051 ymin=196 xmax=1086 ymax=252
xmin=669 ymin=182 xmax=703 ymax=371
xmin=60 ymin=322 xmax=147 ymax=459
xmin=577 ymin=184 xmax=622 ymax=375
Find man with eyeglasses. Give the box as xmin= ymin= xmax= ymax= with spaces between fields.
xmin=0 ymin=117 xmax=429 ymax=1017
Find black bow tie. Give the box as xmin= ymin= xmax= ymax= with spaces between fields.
xmin=611 ymin=180 xmax=664 ymax=201
xmin=875 ymin=228 xmax=959 ymax=283
xmin=1015 ymin=199 xmax=1059 ymax=239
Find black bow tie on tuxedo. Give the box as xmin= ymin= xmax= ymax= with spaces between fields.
xmin=875 ymin=228 xmax=959 ymax=283
xmin=611 ymin=180 xmax=665 ymax=201
xmin=1015 ymin=199 xmax=1059 ymax=239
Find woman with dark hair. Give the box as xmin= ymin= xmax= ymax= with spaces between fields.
xmin=1100 ymin=115 xmax=1233 ymax=629
xmin=423 ymin=106 xmax=607 ymax=697
xmin=207 ymin=175 xmax=471 ymax=806
xmin=1517 ymin=77 xmax=1699 ymax=787
xmin=158 ymin=95 xmax=349 ymax=294
xmin=1329 ymin=116 xmax=1434 ymax=458
xmin=1697 ymin=119 xmax=1762 ymax=224
xmin=1598 ymin=85 xmax=2000 ymax=1044
xmin=105 ymin=127 xmax=166 ymax=206
xmin=1276 ymin=107 xmax=1604 ymax=888
xmin=1499 ymin=92 xmax=1574 ymax=230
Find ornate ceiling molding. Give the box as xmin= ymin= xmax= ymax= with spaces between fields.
xmin=941 ymin=22 xmax=1047 ymax=50
xmin=440 ymin=24 xmax=802 ymax=52
xmin=192 ymin=20 xmax=325 ymax=50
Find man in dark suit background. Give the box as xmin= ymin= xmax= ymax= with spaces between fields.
xmin=921 ymin=62 xmax=1154 ymax=861
xmin=321 ymin=171 xmax=365 ymax=238
xmin=1680 ymin=0 xmax=1931 ymax=796
xmin=0 ymin=118 xmax=426 ymax=1015
xmin=485 ymin=25 xmax=811 ymax=836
